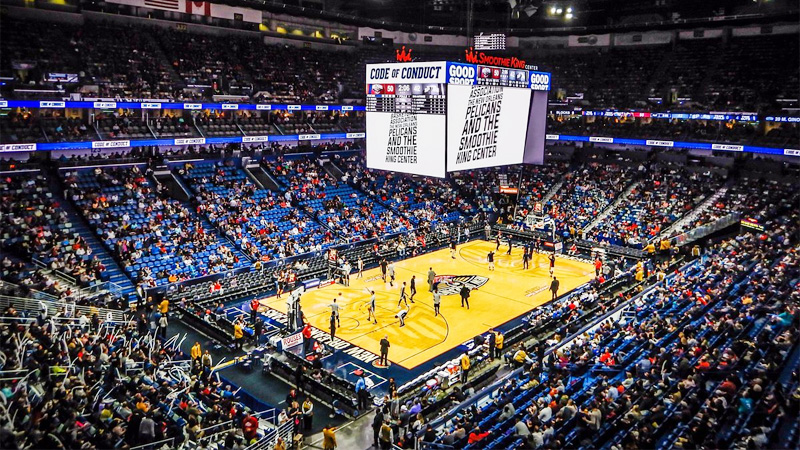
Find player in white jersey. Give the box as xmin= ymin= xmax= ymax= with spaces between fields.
xmin=328 ymin=298 xmax=341 ymax=327
xmin=432 ymin=288 xmax=441 ymax=317
xmin=396 ymin=305 xmax=409 ymax=327
xmin=398 ymin=282 xmax=409 ymax=307
xmin=387 ymin=262 xmax=396 ymax=287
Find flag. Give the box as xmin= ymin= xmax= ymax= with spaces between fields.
xmin=144 ymin=0 xmax=179 ymax=10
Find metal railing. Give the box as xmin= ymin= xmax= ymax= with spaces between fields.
xmin=0 ymin=294 xmax=128 ymax=323
xmin=31 ymin=258 xmax=122 ymax=301
xmin=0 ymin=280 xmax=59 ymax=302
xmin=669 ymin=212 xmax=741 ymax=247
xmin=243 ymin=409 xmax=292 ymax=450
xmin=129 ymin=436 xmax=175 ymax=450
xmin=32 ymin=258 xmax=78 ymax=286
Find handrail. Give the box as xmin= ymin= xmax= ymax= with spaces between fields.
xmin=193 ymin=420 xmax=237 ymax=445
xmin=129 ymin=436 xmax=175 ymax=450
xmin=0 ymin=280 xmax=59 ymax=302
xmin=31 ymin=258 xmax=78 ymax=286
xmin=0 ymin=295 xmax=128 ymax=323
xmin=244 ymin=420 xmax=294 ymax=450
xmin=669 ymin=212 xmax=742 ymax=247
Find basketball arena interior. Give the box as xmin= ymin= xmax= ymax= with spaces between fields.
xmin=0 ymin=0 xmax=799 ymax=449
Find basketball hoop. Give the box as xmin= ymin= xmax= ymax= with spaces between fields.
xmin=525 ymin=213 xmax=546 ymax=229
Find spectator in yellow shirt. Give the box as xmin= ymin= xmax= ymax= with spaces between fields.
xmin=159 ymin=299 xmax=169 ymax=314
xmin=234 ymin=320 xmax=244 ymax=350
xmin=495 ymin=331 xmax=504 ymax=357
xmin=460 ymin=353 xmax=471 ymax=384
xmin=322 ymin=425 xmax=337 ymax=450
xmin=191 ymin=342 xmax=201 ymax=360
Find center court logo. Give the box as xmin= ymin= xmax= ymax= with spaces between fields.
xmin=434 ymin=275 xmax=489 ymax=295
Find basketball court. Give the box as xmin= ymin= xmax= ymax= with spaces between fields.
xmin=259 ymin=240 xmax=594 ymax=369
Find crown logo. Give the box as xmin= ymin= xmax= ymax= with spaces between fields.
xmin=395 ymin=46 xmax=413 ymax=62
xmin=465 ymin=47 xmax=479 ymax=64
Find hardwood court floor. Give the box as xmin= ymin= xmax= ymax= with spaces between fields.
xmin=260 ymin=240 xmax=594 ymax=369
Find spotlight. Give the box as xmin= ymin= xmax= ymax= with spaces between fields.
xmin=556 ymin=7 xmax=563 ymax=14
xmin=549 ymin=6 xmax=557 ymax=14
xmin=565 ymin=12 xmax=573 ymax=19
xmin=566 ymin=7 xmax=572 ymax=13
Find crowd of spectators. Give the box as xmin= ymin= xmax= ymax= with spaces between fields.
xmin=589 ymin=166 xmax=723 ymax=247
xmin=3 ymin=14 xmax=796 ymax=130
xmin=418 ymin=225 xmax=798 ymax=449
xmin=348 ymin=160 xmax=468 ymax=229
xmin=544 ymin=163 xmax=635 ymax=238
xmin=185 ymin=160 xmax=332 ymax=260
xmin=546 ymin=116 xmax=797 ymax=147
xmin=64 ymin=165 xmax=247 ymax=287
xmin=0 ymin=172 xmax=109 ymax=291
xmin=1 ymin=147 xmax=799 ymax=450
xmin=0 ymin=295 xmax=270 ymax=449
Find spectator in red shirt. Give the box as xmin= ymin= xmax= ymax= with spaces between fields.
xmin=242 ymin=412 xmax=259 ymax=443
xmin=468 ymin=428 xmax=490 ymax=444
xmin=302 ymin=323 xmax=313 ymax=355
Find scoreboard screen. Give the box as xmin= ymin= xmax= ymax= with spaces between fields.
xmin=366 ymin=83 xmax=446 ymax=115
xmin=366 ymin=62 xmax=447 ymax=178
xmin=365 ymin=61 xmax=551 ymax=178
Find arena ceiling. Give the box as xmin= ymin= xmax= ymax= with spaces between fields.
xmin=276 ymin=0 xmax=796 ymax=33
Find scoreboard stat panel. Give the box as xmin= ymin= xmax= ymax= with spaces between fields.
xmin=366 ymin=83 xmax=447 ymax=115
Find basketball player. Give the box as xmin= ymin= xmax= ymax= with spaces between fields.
xmin=523 ymin=249 xmax=530 ymax=270
xmin=487 ymin=250 xmax=495 ymax=271
xmin=328 ymin=298 xmax=341 ymax=327
xmin=427 ymin=267 xmax=436 ymax=292
xmin=398 ymin=282 xmax=409 ymax=308
xmin=396 ymin=305 xmax=409 ymax=327
xmin=276 ymin=270 xmax=286 ymax=298
xmin=357 ymin=257 xmax=364 ymax=279
xmin=506 ymin=236 xmax=513 ymax=255
xmin=495 ymin=233 xmax=501 ymax=251
xmin=387 ymin=261 xmax=396 ymax=287
xmin=330 ymin=311 xmax=337 ymax=341
xmin=450 ymin=240 xmax=457 ymax=259
xmin=550 ymin=276 xmax=560 ymax=300
xmin=409 ymin=275 xmax=417 ymax=302
xmin=549 ymin=252 xmax=556 ymax=277
xmin=367 ymin=290 xmax=377 ymax=324
xmin=380 ymin=258 xmax=388 ymax=282
xmin=433 ymin=287 xmax=441 ymax=317
xmin=342 ymin=260 xmax=351 ymax=286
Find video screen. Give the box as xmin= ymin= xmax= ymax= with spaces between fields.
xmin=366 ymin=112 xmax=446 ymax=178
xmin=446 ymin=84 xmax=547 ymax=171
